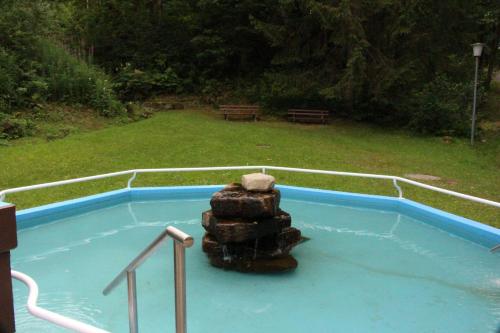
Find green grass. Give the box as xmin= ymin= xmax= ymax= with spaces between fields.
xmin=1 ymin=110 xmax=499 ymax=227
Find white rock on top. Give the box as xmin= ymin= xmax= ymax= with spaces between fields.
xmin=241 ymin=173 xmax=276 ymax=192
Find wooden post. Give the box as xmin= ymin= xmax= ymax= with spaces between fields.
xmin=0 ymin=205 xmax=17 ymax=333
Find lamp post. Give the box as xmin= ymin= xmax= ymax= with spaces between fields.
xmin=470 ymin=43 xmax=484 ymax=145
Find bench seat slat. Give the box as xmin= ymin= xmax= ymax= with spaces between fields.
xmin=223 ymin=110 xmax=258 ymax=113
xmin=288 ymin=112 xmax=328 ymax=115
xmin=220 ymin=105 xmax=260 ymax=121
xmin=288 ymin=110 xmax=328 ymax=114
xmin=221 ymin=108 xmax=259 ymax=110
xmin=287 ymin=108 xmax=330 ymax=124
xmin=224 ymin=112 xmax=256 ymax=116
xmin=220 ymin=105 xmax=259 ymax=107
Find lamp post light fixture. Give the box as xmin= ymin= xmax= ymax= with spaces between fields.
xmin=470 ymin=42 xmax=484 ymax=145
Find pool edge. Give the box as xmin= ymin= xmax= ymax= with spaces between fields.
xmin=10 ymin=185 xmax=499 ymax=248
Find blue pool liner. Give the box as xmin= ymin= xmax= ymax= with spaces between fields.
xmin=4 ymin=185 xmax=499 ymax=248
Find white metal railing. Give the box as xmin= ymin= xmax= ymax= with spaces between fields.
xmin=1 ymin=165 xmax=499 ymax=208
xmin=5 ymin=166 xmax=500 ymax=332
xmin=11 ymin=270 xmax=110 ymax=333
xmin=103 ymin=226 xmax=194 ymax=333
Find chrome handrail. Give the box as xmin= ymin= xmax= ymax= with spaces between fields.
xmin=103 ymin=226 xmax=194 ymax=333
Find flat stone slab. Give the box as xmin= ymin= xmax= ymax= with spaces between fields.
xmin=202 ymin=210 xmax=291 ymax=243
xmin=241 ymin=173 xmax=275 ymax=192
xmin=202 ymin=227 xmax=302 ymax=259
xmin=208 ymin=254 xmax=298 ymax=273
xmin=210 ymin=184 xmax=280 ymax=219
xmin=404 ymin=174 xmax=441 ymax=181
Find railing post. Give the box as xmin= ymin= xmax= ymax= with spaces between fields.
xmin=173 ymin=241 xmax=187 ymax=333
xmin=127 ymin=172 xmax=137 ymax=189
xmin=0 ymin=205 xmax=17 ymax=333
xmin=127 ymin=271 xmax=138 ymax=333
xmin=392 ymin=179 xmax=403 ymax=198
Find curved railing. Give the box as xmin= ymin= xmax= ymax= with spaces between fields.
xmin=11 ymin=270 xmax=110 ymax=333
xmin=0 ymin=166 xmax=498 ymax=208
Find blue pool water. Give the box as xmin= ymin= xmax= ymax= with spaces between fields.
xmin=12 ymin=194 xmax=500 ymax=332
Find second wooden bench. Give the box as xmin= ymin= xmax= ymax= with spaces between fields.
xmin=287 ymin=109 xmax=329 ymax=124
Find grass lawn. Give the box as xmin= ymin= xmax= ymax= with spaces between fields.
xmin=1 ymin=109 xmax=499 ymax=227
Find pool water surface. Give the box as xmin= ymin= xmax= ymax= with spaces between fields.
xmin=11 ymin=194 xmax=500 ymax=332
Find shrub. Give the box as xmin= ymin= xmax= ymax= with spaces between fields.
xmin=406 ymin=74 xmax=473 ymax=135
xmin=37 ymin=40 xmax=123 ymax=117
xmin=0 ymin=114 xmax=35 ymax=139
xmin=256 ymin=72 xmax=326 ymax=114
xmin=113 ymin=64 xmax=182 ymax=101
xmin=1 ymin=3 xmax=123 ymax=117
xmin=0 ymin=48 xmax=21 ymax=111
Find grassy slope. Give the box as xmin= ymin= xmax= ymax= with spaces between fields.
xmin=1 ymin=110 xmax=499 ymax=227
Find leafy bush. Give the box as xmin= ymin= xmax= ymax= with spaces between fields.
xmin=0 ymin=113 xmax=35 ymax=139
xmin=0 ymin=48 xmax=21 ymax=111
xmin=406 ymin=75 xmax=473 ymax=135
xmin=113 ymin=64 xmax=182 ymax=101
xmin=0 ymin=39 xmax=124 ymax=139
xmin=37 ymin=40 xmax=123 ymax=117
xmin=256 ymin=72 xmax=326 ymax=114
xmin=0 ymin=41 xmax=123 ymax=123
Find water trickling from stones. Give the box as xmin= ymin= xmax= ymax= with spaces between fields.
xmin=222 ymin=245 xmax=231 ymax=262
xmin=201 ymin=174 xmax=303 ymax=273
xmin=253 ymin=238 xmax=259 ymax=260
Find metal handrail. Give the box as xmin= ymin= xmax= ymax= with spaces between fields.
xmin=263 ymin=166 xmax=500 ymax=207
xmin=0 ymin=166 xmax=262 ymax=201
xmin=11 ymin=270 xmax=110 ymax=333
xmin=1 ymin=165 xmax=498 ymax=208
xmin=103 ymin=226 xmax=194 ymax=333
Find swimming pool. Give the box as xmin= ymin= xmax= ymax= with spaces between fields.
xmin=9 ymin=185 xmax=500 ymax=333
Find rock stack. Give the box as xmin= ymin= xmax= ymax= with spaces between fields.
xmin=201 ymin=173 xmax=302 ymax=273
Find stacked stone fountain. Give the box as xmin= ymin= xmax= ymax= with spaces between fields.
xmin=201 ymin=173 xmax=302 ymax=273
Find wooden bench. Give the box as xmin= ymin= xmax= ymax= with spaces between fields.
xmin=287 ymin=109 xmax=329 ymax=124
xmin=220 ymin=105 xmax=260 ymax=121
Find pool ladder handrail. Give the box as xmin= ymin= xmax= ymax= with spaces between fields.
xmin=102 ymin=226 xmax=194 ymax=333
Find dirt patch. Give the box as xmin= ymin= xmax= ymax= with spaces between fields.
xmin=404 ymin=174 xmax=441 ymax=181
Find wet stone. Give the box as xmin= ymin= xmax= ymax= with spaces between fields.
xmin=201 ymin=228 xmax=302 ymax=260
xmin=202 ymin=176 xmax=303 ymax=273
xmin=208 ymin=254 xmax=298 ymax=273
xmin=202 ymin=210 xmax=292 ymax=243
xmin=210 ymin=185 xmax=280 ymax=219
